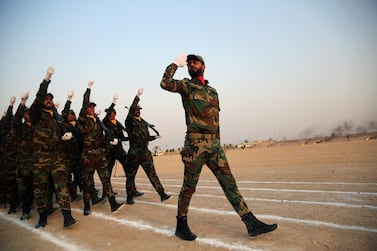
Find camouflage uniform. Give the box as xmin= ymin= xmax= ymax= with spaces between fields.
xmin=124 ymin=95 xmax=167 ymax=200
xmin=77 ymin=88 xmax=116 ymax=207
xmin=14 ymin=105 xmax=35 ymax=218
xmin=160 ymin=63 xmax=250 ymax=217
xmin=0 ymin=105 xmax=15 ymax=209
xmin=4 ymin=104 xmax=21 ymax=213
xmin=29 ymin=80 xmax=71 ymax=214
xmin=61 ymin=100 xmax=83 ymax=200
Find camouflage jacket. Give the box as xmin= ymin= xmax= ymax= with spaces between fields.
xmin=12 ymin=104 xmax=33 ymax=159
xmin=29 ymin=80 xmax=63 ymax=153
xmin=124 ymin=96 xmax=156 ymax=149
xmin=4 ymin=104 xmax=21 ymax=159
xmin=78 ymin=88 xmax=106 ymax=150
xmin=160 ymin=63 xmax=220 ymax=138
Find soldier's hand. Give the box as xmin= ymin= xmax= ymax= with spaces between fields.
xmin=21 ymin=92 xmax=29 ymax=105
xmin=61 ymin=132 xmax=73 ymax=141
xmin=173 ymin=53 xmax=187 ymax=68
xmin=110 ymin=138 xmax=118 ymax=145
xmin=54 ymin=102 xmax=60 ymax=110
xmin=95 ymin=110 xmax=101 ymax=116
xmin=113 ymin=94 xmax=119 ymax=104
xmin=137 ymin=88 xmax=144 ymax=97
xmin=67 ymin=90 xmax=74 ymax=101
xmin=88 ymin=80 xmax=95 ymax=88
xmin=45 ymin=66 xmax=54 ymax=81
xmin=10 ymin=96 xmax=16 ymax=106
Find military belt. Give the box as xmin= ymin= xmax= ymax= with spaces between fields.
xmin=188 ymin=133 xmax=217 ymax=140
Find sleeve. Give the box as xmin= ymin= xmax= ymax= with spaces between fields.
xmin=29 ymin=79 xmax=50 ymax=125
xmin=61 ymin=100 xmax=72 ymax=119
xmin=124 ymin=95 xmax=139 ymax=126
xmin=160 ymin=63 xmax=188 ymax=94
xmin=79 ymin=88 xmax=91 ymax=117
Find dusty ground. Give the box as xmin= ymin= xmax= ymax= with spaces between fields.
xmin=1 ymin=136 xmax=376 ymax=251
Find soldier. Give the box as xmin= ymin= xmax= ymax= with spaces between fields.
xmin=3 ymin=96 xmax=19 ymax=214
xmin=160 ymin=53 xmax=278 ymax=240
xmin=14 ymin=92 xmax=35 ymax=220
xmin=29 ymin=66 xmax=78 ymax=228
xmin=0 ymin=110 xmax=8 ymax=208
xmin=124 ymin=88 xmax=170 ymax=205
xmin=61 ymin=90 xmax=83 ymax=202
xmin=77 ymin=80 xmax=124 ymax=216
xmin=103 ymin=95 xmax=144 ymax=200
xmin=102 ymin=94 xmax=128 ymax=199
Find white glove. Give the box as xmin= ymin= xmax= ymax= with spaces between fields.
xmin=45 ymin=66 xmax=54 ymax=81
xmin=10 ymin=96 xmax=16 ymax=106
xmin=88 ymin=80 xmax=95 ymax=89
xmin=112 ymin=94 xmax=119 ymax=104
xmin=67 ymin=90 xmax=74 ymax=101
xmin=110 ymin=138 xmax=118 ymax=145
xmin=61 ymin=132 xmax=72 ymax=141
xmin=21 ymin=92 xmax=29 ymax=105
xmin=173 ymin=53 xmax=187 ymax=67
xmin=95 ymin=110 xmax=101 ymax=116
xmin=54 ymin=102 xmax=60 ymax=110
xmin=137 ymin=88 xmax=144 ymax=97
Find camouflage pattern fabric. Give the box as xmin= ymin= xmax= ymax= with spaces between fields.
xmin=29 ymin=80 xmax=71 ymax=213
xmin=124 ymin=96 xmax=165 ymax=196
xmin=161 ymin=63 xmax=250 ymax=217
xmin=33 ymin=153 xmax=70 ymax=213
xmin=81 ymin=150 xmax=115 ymax=201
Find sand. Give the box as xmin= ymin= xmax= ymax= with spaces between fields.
xmin=1 ymin=137 xmax=376 ymax=251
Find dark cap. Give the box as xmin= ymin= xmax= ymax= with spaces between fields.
xmin=88 ymin=102 xmax=96 ymax=107
xmin=187 ymin=54 xmax=205 ymax=65
xmin=136 ymin=104 xmax=142 ymax=110
xmin=44 ymin=93 xmax=54 ymax=99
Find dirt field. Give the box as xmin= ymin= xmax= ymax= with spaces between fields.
xmin=1 ymin=137 xmax=376 ymax=251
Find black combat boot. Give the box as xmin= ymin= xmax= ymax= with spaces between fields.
xmin=92 ymin=192 xmax=105 ymax=206
xmin=83 ymin=201 xmax=91 ymax=215
xmin=126 ymin=194 xmax=135 ymax=205
xmin=62 ymin=210 xmax=78 ymax=228
xmin=7 ymin=201 xmax=17 ymax=214
xmin=108 ymin=196 xmax=125 ymax=214
xmin=35 ymin=212 xmax=48 ymax=228
xmin=133 ymin=190 xmax=144 ymax=197
xmin=241 ymin=212 xmax=278 ymax=238
xmin=175 ymin=215 xmax=197 ymax=241
xmin=20 ymin=209 xmax=30 ymax=221
xmin=159 ymin=191 xmax=171 ymax=202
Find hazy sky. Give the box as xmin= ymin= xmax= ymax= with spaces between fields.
xmin=1 ymin=0 xmax=376 ymax=150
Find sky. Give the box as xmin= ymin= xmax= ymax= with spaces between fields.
xmin=1 ymin=0 xmax=376 ymax=150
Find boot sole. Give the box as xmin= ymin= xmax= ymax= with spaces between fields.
xmin=175 ymin=231 xmax=197 ymax=241
xmin=248 ymin=224 xmax=278 ymax=238
xmin=64 ymin=220 xmax=79 ymax=229
xmin=111 ymin=204 xmax=126 ymax=215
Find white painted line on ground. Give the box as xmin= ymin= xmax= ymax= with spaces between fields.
xmin=111 ymin=177 xmax=377 ymax=186
xmin=71 ymin=209 xmax=264 ymax=251
xmin=135 ymin=201 xmax=377 ymax=234
xmin=0 ymin=211 xmax=88 ymax=251
xmin=107 ymin=180 xmax=377 ymax=196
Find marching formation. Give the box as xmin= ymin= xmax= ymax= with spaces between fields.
xmin=0 ymin=53 xmax=278 ymax=241
xmin=0 ymin=66 xmax=169 ymax=229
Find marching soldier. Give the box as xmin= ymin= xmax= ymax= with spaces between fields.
xmin=77 ymin=80 xmax=125 ymax=216
xmin=124 ymin=88 xmax=170 ymax=205
xmin=29 ymin=66 xmax=78 ymax=228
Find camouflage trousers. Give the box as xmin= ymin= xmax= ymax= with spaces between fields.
xmin=5 ymin=156 xmax=18 ymax=207
xmin=16 ymin=157 xmax=34 ymax=212
xmin=81 ymin=149 xmax=115 ymax=203
xmin=125 ymin=147 xmax=164 ymax=196
xmin=179 ymin=133 xmax=250 ymax=217
xmin=33 ymin=152 xmax=70 ymax=213
xmin=62 ymin=154 xmax=82 ymax=198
